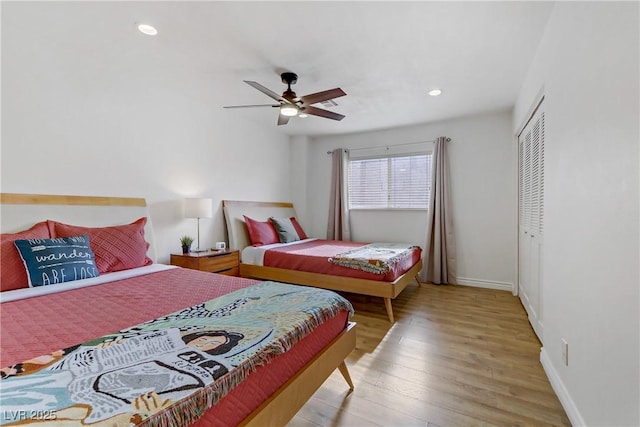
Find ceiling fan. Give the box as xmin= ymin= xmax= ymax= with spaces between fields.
xmin=224 ymin=72 xmax=346 ymax=126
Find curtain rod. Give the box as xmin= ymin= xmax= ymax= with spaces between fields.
xmin=326 ymin=137 xmax=451 ymax=155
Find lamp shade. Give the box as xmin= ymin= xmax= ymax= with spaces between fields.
xmin=184 ymin=198 xmax=213 ymax=219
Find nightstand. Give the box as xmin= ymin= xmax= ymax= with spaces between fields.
xmin=170 ymin=250 xmax=240 ymax=276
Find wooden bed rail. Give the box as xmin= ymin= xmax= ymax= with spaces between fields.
xmin=242 ymin=322 xmax=356 ymax=426
xmin=222 ymin=200 xmax=293 ymax=208
xmin=0 ymin=193 xmax=146 ymax=207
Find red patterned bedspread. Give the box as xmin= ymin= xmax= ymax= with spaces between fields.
xmin=263 ymin=239 xmax=422 ymax=281
xmin=1 ymin=269 xmax=259 ymax=366
xmin=0 ymin=268 xmax=349 ymax=426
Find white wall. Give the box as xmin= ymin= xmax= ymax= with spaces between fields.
xmin=514 ymin=2 xmax=639 ymax=425
xmin=295 ymin=110 xmax=517 ymax=291
xmin=290 ymin=136 xmax=311 ymax=229
xmin=1 ymin=3 xmax=291 ymax=263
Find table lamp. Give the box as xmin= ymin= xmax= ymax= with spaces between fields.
xmin=184 ymin=198 xmax=213 ymax=252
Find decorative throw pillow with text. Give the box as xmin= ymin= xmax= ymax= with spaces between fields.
xmin=14 ymin=235 xmax=100 ymax=287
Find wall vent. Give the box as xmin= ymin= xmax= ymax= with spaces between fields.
xmin=320 ymin=99 xmax=338 ymax=108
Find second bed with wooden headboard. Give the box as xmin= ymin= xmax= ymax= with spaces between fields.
xmin=223 ymin=200 xmax=423 ymax=323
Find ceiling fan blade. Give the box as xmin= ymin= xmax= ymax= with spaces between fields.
xmin=223 ymin=104 xmax=279 ymax=109
xmin=277 ymin=114 xmax=290 ymax=126
xmin=302 ymin=105 xmax=345 ymax=121
xmin=300 ymin=88 xmax=346 ymax=106
xmin=244 ymin=80 xmax=288 ymax=103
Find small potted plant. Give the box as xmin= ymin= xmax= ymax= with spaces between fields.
xmin=180 ymin=235 xmax=194 ymax=254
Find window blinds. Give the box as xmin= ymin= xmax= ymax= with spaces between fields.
xmin=348 ymin=153 xmax=432 ymax=209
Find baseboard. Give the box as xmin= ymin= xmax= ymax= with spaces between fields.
xmin=540 ymin=347 xmax=585 ymax=426
xmin=455 ymin=277 xmax=513 ymax=292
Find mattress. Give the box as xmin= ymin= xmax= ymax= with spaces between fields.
xmin=242 ymin=239 xmax=421 ymax=281
xmin=0 ymin=267 xmax=351 ymax=426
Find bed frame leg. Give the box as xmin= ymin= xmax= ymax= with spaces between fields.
xmin=338 ymin=361 xmax=354 ymax=391
xmin=383 ymin=297 xmax=394 ymax=323
xmin=415 ymin=274 xmax=422 ymax=287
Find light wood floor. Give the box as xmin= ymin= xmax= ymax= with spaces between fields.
xmin=289 ymin=283 xmax=571 ymax=427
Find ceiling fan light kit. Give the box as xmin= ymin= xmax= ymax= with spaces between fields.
xmin=223 ymin=72 xmax=346 ymax=126
xmin=280 ymin=104 xmax=298 ymax=117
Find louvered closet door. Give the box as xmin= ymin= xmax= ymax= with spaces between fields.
xmin=518 ymin=102 xmax=545 ymax=342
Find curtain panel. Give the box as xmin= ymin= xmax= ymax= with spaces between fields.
xmin=421 ymin=137 xmax=456 ymax=284
xmin=327 ymin=148 xmax=351 ymax=240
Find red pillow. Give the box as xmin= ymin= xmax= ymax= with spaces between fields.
xmin=1 ymin=222 xmax=51 ymax=291
xmin=244 ymin=215 xmax=280 ymax=246
xmin=290 ymin=217 xmax=308 ymax=240
xmin=50 ymin=217 xmax=152 ymax=273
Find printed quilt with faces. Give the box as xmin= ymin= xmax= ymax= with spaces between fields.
xmin=0 ymin=282 xmax=353 ymax=427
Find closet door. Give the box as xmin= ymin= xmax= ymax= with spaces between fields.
xmin=518 ymin=102 xmax=545 ymax=342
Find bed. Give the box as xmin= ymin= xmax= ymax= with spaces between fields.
xmin=0 ymin=193 xmax=356 ymax=427
xmin=222 ymin=200 xmax=423 ymax=323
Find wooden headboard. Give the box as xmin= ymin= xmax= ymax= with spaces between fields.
xmin=0 ymin=193 xmax=157 ymax=262
xmin=222 ymin=200 xmax=297 ymax=251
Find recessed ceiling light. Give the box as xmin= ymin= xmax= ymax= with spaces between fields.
xmin=299 ymin=113 xmax=308 ymax=118
xmin=428 ymin=89 xmax=442 ymax=97
xmin=138 ymin=24 xmax=158 ymax=36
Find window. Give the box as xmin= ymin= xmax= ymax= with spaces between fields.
xmin=348 ymin=153 xmax=432 ymax=209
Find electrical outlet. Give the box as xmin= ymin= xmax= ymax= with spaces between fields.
xmin=561 ymin=339 xmax=569 ymax=366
